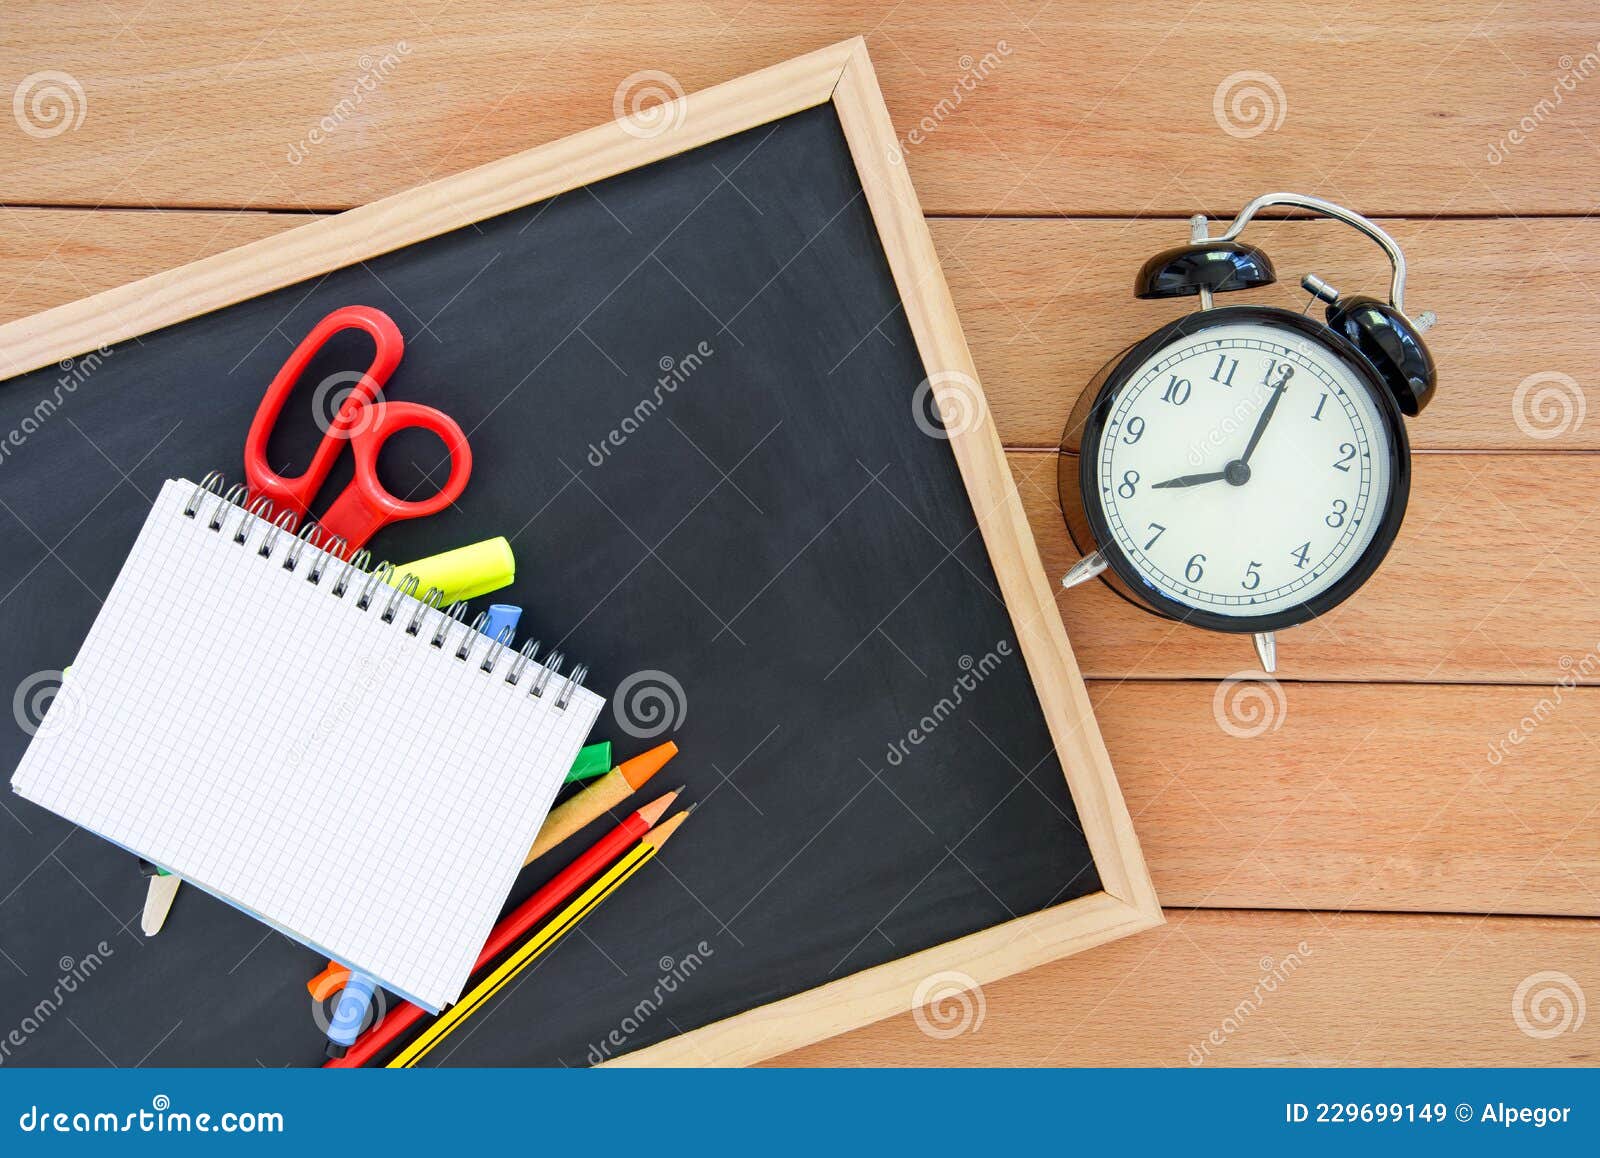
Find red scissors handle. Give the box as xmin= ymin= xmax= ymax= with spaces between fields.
xmin=244 ymin=304 xmax=473 ymax=552
xmin=244 ymin=305 xmax=404 ymax=519
xmin=319 ymin=401 xmax=473 ymax=549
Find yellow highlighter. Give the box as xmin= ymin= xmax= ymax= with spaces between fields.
xmin=389 ymin=537 xmax=515 ymax=603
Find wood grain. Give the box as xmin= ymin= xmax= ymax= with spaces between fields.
xmin=1094 ymin=681 xmax=1600 ymax=916
xmin=772 ymin=908 xmax=1599 ymax=1066
xmin=0 ymin=40 xmax=855 ymax=378
xmin=5 ymin=211 xmax=1596 ymax=450
xmin=4 ymin=6 xmax=1597 ymax=1069
xmin=1015 ymin=450 xmax=1600 ymax=684
xmin=0 ymin=208 xmax=306 ymax=323
xmin=3 ymin=3 xmax=1594 ymax=214
xmin=932 ymin=217 xmax=1600 ymax=451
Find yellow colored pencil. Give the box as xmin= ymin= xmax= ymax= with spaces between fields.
xmin=388 ymin=808 xmax=692 ymax=1068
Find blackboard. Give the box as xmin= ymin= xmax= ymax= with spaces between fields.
xmin=0 ymin=40 xmax=1155 ymax=1067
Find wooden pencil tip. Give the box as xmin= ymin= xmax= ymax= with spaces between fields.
xmin=634 ymin=789 xmax=680 ymax=828
xmin=644 ymin=808 xmax=693 ymax=848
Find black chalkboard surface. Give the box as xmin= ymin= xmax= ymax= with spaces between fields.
xmin=0 ymin=46 xmax=1152 ymax=1067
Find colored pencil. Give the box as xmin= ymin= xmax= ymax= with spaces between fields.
xmin=523 ymin=740 xmax=677 ymax=866
xmin=387 ymin=808 xmax=691 ymax=1068
xmin=323 ymin=789 xmax=679 ymax=1068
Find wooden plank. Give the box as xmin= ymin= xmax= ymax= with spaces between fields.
xmin=0 ymin=40 xmax=856 ymax=378
xmin=1017 ymin=450 xmax=1600 ymax=685
xmin=0 ymin=208 xmax=304 ymax=323
xmin=2 ymin=2 xmax=1595 ymax=214
xmin=1095 ymin=681 xmax=1600 ymax=917
xmin=5 ymin=211 xmax=1596 ymax=451
xmin=772 ymin=908 xmax=1600 ymax=1065
xmin=933 ymin=217 xmax=1600 ymax=451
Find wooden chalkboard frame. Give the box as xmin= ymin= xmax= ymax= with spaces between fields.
xmin=0 ymin=37 xmax=1160 ymax=1065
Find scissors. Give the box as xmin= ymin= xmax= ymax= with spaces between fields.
xmin=243 ymin=304 xmax=472 ymax=553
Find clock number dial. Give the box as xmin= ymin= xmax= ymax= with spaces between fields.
xmin=1094 ymin=320 xmax=1395 ymax=620
xmin=1160 ymin=376 xmax=1192 ymax=405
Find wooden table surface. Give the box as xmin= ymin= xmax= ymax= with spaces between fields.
xmin=3 ymin=1 xmax=1596 ymax=1066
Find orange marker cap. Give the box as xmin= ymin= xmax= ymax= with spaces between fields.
xmin=307 ymin=961 xmax=351 ymax=999
xmin=617 ymin=740 xmax=678 ymax=790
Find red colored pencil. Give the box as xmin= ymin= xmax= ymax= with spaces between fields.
xmin=323 ymin=787 xmax=681 ymax=1068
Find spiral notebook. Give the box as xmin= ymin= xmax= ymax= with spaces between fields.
xmin=11 ymin=476 xmax=604 ymax=1011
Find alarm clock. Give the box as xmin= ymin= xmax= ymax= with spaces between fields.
xmin=1057 ymin=192 xmax=1437 ymax=671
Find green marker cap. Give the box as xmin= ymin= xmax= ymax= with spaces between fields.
xmin=565 ymin=741 xmax=612 ymax=783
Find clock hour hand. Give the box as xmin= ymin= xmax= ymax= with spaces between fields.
xmin=1151 ymin=470 xmax=1226 ymax=489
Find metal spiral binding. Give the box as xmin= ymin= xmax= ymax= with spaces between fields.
xmin=179 ymin=471 xmax=588 ymax=708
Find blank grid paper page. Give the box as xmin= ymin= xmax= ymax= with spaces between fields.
xmin=12 ymin=479 xmax=604 ymax=1009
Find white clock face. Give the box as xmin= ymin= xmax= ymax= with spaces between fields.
xmin=1093 ymin=318 xmax=1396 ymax=620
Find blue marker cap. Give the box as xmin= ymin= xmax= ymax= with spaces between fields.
xmin=481 ymin=603 xmax=522 ymax=641
xmin=325 ymin=971 xmax=379 ymax=1055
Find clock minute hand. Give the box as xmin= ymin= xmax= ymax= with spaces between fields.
xmin=1151 ymin=471 xmax=1227 ymax=489
xmin=1239 ymin=375 xmax=1289 ymax=465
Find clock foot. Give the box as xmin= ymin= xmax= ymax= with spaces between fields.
xmin=1060 ymin=550 xmax=1107 ymax=590
xmin=1253 ymin=631 xmax=1277 ymax=673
